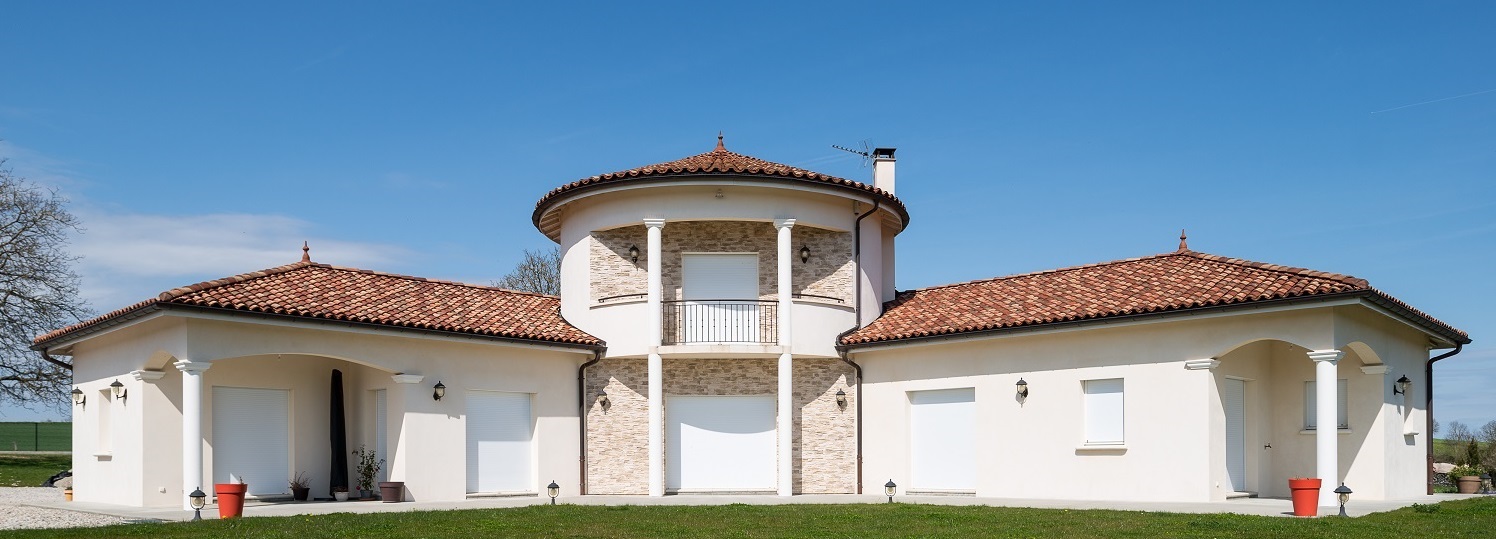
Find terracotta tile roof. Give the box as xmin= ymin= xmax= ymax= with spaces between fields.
xmin=34 ymin=261 xmax=602 ymax=349
xmin=533 ymin=135 xmax=909 ymax=229
xmin=842 ymin=249 xmax=1469 ymax=346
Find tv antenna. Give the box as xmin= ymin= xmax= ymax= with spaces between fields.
xmin=831 ymin=140 xmax=874 ymax=167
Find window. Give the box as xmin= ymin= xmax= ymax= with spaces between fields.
xmin=1303 ymin=379 xmax=1348 ymax=430
xmin=1083 ymin=379 xmax=1125 ymax=444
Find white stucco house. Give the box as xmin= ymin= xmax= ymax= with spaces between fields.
xmin=37 ymin=137 xmax=1470 ymax=510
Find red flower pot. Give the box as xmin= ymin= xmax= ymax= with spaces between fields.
xmin=214 ymin=483 xmax=248 ymax=519
xmin=1288 ymin=478 xmax=1321 ymax=517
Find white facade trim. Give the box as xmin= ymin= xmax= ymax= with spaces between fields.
xmin=1360 ymin=365 xmax=1389 ymax=375
xmin=1183 ymin=359 xmax=1220 ymax=370
xmin=392 ymin=374 xmax=426 ymax=384
xmin=130 ymin=370 xmax=166 ymax=382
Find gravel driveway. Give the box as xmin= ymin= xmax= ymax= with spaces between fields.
xmin=0 ymin=487 xmax=128 ymax=530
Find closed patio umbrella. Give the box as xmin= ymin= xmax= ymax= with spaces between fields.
xmin=330 ymin=369 xmax=349 ymax=495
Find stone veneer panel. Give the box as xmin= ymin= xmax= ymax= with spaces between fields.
xmin=590 ymin=222 xmax=852 ymax=304
xmin=583 ymin=358 xmax=856 ymax=494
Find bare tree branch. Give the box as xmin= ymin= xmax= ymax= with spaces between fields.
xmin=0 ymin=157 xmax=90 ymax=414
xmin=492 ymin=247 xmax=560 ymax=296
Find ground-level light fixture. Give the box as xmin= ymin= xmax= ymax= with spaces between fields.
xmin=432 ymin=381 xmax=446 ymax=401
xmin=547 ymin=480 xmax=560 ymax=504
xmin=1393 ymin=375 xmax=1412 ymax=396
xmin=884 ymin=479 xmax=897 ymax=503
xmin=628 ymin=245 xmax=640 ymax=264
xmin=1482 ymin=473 xmax=1492 ymax=495
xmin=188 ymin=486 xmax=207 ymax=521
xmin=109 ymin=379 xmax=126 ymax=401
xmin=597 ymin=390 xmax=610 ymax=410
xmin=835 ymin=388 xmax=847 ymax=410
xmin=1016 ymin=378 xmax=1029 ymax=399
xmin=799 ymin=245 xmax=811 ymax=263
xmin=71 ymin=388 xmax=85 ymax=406
xmin=1334 ymin=483 xmax=1352 ymax=517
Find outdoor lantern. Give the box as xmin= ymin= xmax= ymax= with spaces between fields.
xmin=188 ymin=486 xmax=207 ymax=521
xmin=1016 ymin=378 xmax=1029 ymax=399
xmin=628 ymin=245 xmax=640 ymax=264
xmin=432 ymin=381 xmax=446 ymax=401
xmin=800 ymin=244 xmax=811 ymax=263
xmin=547 ymin=480 xmax=560 ymax=505
xmin=71 ymin=388 xmax=85 ymax=406
xmin=1334 ymin=483 xmax=1352 ymax=517
xmin=835 ymin=388 xmax=848 ymax=409
xmin=109 ymin=379 xmax=126 ymax=401
xmin=597 ymin=390 xmax=610 ymax=410
xmin=1482 ymin=473 xmax=1492 ymax=495
xmin=1393 ymin=375 xmax=1412 ymax=396
xmin=884 ymin=479 xmax=897 ymax=503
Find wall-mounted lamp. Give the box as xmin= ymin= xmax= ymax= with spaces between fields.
xmin=71 ymin=388 xmax=85 ymax=406
xmin=1334 ymin=482 xmax=1352 ymax=517
xmin=547 ymin=480 xmax=560 ymax=504
xmin=597 ymin=390 xmax=610 ymax=410
xmin=799 ymin=245 xmax=811 ymax=263
xmin=188 ymin=486 xmax=207 ymax=521
xmin=884 ymin=479 xmax=897 ymax=503
xmin=110 ymin=379 xmax=126 ymax=402
xmin=432 ymin=381 xmax=446 ymax=401
xmin=628 ymin=245 xmax=640 ymax=264
xmin=1016 ymin=378 xmax=1029 ymax=399
xmin=1393 ymin=375 xmax=1412 ymax=396
xmin=835 ymin=388 xmax=847 ymax=410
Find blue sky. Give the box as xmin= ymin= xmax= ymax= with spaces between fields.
xmin=0 ymin=1 xmax=1491 ymax=429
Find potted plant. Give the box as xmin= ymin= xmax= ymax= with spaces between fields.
xmin=63 ymin=487 xmax=72 ymax=502
xmin=1287 ymin=477 xmax=1321 ymax=517
xmin=1450 ymin=465 xmax=1484 ymax=494
xmin=332 ymin=485 xmax=349 ymax=502
xmin=288 ymin=471 xmax=310 ymax=501
xmin=353 ymin=445 xmax=384 ymax=500
xmin=214 ymin=474 xmax=248 ymax=519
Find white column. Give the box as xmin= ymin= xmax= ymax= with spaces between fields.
xmin=175 ymin=360 xmax=211 ymax=510
xmin=773 ymin=219 xmax=795 ymax=496
xmin=644 ymin=218 xmax=666 ymax=497
xmin=1308 ymin=349 xmax=1343 ymax=507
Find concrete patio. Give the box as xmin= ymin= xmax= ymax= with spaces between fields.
xmin=28 ymin=492 xmax=1482 ymax=524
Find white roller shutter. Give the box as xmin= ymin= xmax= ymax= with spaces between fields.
xmin=374 ymin=389 xmax=388 ymax=483
xmin=666 ymin=395 xmax=776 ymax=490
xmin=212 ymin=387 xmax=290 ymax=496
xmin=909 ymin=388 xmax=976 ymax=492
xmin=681 ymin=254 xmax=761 ymax=343
xmin=466 ymin=391 xmax=532 ymax=493
xmin=1224 ymin=378 xmax=1246 ymax=492
xmin=1083 ymin=379 xmax=1125 ymax=444
xmin=1304 ymin=379 xmax=1348 ymax=430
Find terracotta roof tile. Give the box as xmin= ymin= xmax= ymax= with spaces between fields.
xmin=842 ymin=250 xmax=1468 ymax=346
xmin=533 ymin=137 xmax=909 ymax=228
xmin=35 ymin=261 xmax=602 ymax=349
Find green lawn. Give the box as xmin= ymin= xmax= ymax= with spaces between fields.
xmin=0 ymin=453 xmax=71 ymax=487
xmin=7 ymin=497 xmax=1495 ymax=538
xmin=0 ymin=422 xmax=71 ymax=451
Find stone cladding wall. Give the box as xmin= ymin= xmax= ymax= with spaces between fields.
xmin=583 ymin=357 xmax=857 ymax=494
xmin=589 ymin=222 xmax=852 ymax=304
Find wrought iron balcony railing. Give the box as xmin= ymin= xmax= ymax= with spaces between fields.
xmin=661 ymin=300 xmax=778 ymax=345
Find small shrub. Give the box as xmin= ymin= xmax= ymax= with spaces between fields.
xmin=1411 ymin=503 xmax=1440 ymax=513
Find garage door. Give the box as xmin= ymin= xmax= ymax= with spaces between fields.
xmin=466 ymin=391 xmax=533 ymax=493
xmin=909 ymin=388 xmax=976 ymax=492
xmin=212 ymin=387 xmax=290 ymax=496
xmin=666 ymin=395 xmax=776 ymax=491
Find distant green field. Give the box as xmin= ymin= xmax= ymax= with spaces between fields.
xmin=0 ymin=422 xmax=70 ymax=451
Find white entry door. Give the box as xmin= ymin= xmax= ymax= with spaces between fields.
xmin=909 ymin=388 xmax=977 ymax=492
xmin=681 ymin=253 xmax=760 ymax=343
xmin=666 ymin=395 xmax=776 ymax=491
xmin=466 ymin=391 xmax=533 ymax=493
xmin=212 ymin=387 xmax=290 ymax=496
xmin=1224 ymin=378 xmax=1246 ymax=492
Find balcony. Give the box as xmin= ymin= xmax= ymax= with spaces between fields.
xmin=662 ymin=300 xmax=778 ymax=345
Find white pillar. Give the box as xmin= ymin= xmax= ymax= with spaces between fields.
xmin=175 ymin=360 xmax=211 ymax=510
xmin=773 ymin=219 xmax=795 ymax=496
xmin=644 ymin=218 xmax=666 ymax=497
xmin=1308 ymin=349 xmax=1343 ymax=506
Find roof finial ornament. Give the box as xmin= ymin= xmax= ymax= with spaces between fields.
xmin=715 ymin=131 xmax=725 ymax=151
xmin=301 ymin=241 xmax=311 ymax=262
xmin=1177 ymin=229 xmax=1188 ymax=252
